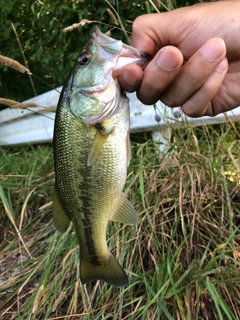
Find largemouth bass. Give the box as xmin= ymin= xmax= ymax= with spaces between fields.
xmin=53 ymin=27 xmax=148 ymax=287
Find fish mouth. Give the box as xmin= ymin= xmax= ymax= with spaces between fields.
xmin=80 ymin=28 xmax=150 ymax=96
xmin=80 ymin=72 xmax=113 ymax=95
xmin=93 ymin=26 xmax=150 ymax=78
xmin=80 ymin=85 xmax=109 ymax=95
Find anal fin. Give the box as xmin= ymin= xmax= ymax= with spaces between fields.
xmin=111 ymin=193 xmax=138 ymax=225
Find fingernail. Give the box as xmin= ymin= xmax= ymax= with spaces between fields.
xmin=201 ymin=39 xmax=226 ymax=62
xmin=122 ymin=67 xmax=139 ymax=86
xmin=156 ymin=49 xmax=179 ymax=72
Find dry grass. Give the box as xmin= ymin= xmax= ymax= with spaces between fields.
xmin=0 ymin=98 xmax=39 ymax=109
xmin=0 ymin=123 xmax=240 ymax=319
xmin=0 ymin=55 xmax=31 ymax=75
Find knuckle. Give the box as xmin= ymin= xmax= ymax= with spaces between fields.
xmin=132 ymin=16 xmax=145 ymax=32
xmin=160 ymin=95 xmax=179 ymax=108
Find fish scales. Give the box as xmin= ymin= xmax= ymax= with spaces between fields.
xmin=53 ymin=27 xmax=149 ymax=287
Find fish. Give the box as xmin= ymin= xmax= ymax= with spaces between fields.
xmin=52 ymin=27 xmax=149 ymax=287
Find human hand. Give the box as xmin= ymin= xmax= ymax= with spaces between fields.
xmin=119 ymin=1 xmax=240 ymax=117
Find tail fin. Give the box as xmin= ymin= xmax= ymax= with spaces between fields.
xmin=80 ymin=254 xmax=128 ymax=287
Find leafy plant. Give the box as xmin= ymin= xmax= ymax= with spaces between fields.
xmin=0 ymin=0 xmax=203 ymax=103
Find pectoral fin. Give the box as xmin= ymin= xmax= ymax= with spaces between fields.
xmin=87 ymin=130 xmax=109 ymax=166
xmin=53 ymin=189 xmax=71 ymax=232
xmin=87 ymin=120 xmax=115 ymax=166
xmin=111 ymin=193 xmax=138 ymax=225
xmin=126 ymin=131 xmax=132 ymax=167
xmin=44 ymin=106 xmax=57 ymax=113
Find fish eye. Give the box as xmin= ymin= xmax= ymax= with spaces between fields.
xmin=78 ymin=52 xmax=92 ymax=66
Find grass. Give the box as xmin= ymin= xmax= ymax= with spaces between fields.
xmin=0 ymin=121 xmax=240 ymax=319
xmin=1 ymin=1 xmax=240 ymax=318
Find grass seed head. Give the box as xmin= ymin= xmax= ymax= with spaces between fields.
xmin=107 ymin=8 xmax=118 ymax=25
xmin=63 ymin=19 xmax=95 ymax=32
xmin=0 ymin=98 xmax=39 ymax=109
xmin=0 ymin=55 xmax=32 ymax=75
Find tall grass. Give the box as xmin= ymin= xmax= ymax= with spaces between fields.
xmin=0 ymin=122 xmax=240 ymax=319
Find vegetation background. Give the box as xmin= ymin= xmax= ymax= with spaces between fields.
xmin=1 ymin=0 xmax=207 ymax=103
xmin=0 ymin=0 xmax=240 ymax=319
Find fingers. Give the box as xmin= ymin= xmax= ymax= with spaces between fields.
xmin=159 ymin=38 xmax=227 ymax=109
xmin=120 ymin=37 xmax=228 ymax=118
xmin=119 ymin=64 xmax=143 ymax=93
xmin=181 ymin=58 xmax=228 ymax=117
xmin=137 ymin=46 xmax=183 ymax=104
xmin=119 ymin=46 xmax=183 ymax=97
xmin=130 ymin=14 xmax=170 ymax=54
